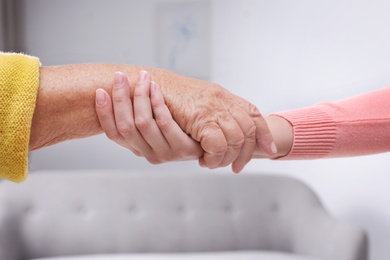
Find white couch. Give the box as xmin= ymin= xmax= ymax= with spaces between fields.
xmin=0 ymin=171 xmax=368 ymax=260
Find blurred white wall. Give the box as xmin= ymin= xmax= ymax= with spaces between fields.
xmin=22 ymin=0 xmax=390 ymax=259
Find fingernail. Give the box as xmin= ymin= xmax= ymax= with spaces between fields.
xmin=96 ymin=89 xmax=106 ymax=107
xmin=271 ymin=142 xmax=278 ymax=154
xmin=114 ymin=72 xmax=124 ymax=88
xmin=139 ymin=70 xmax=148 ymax=83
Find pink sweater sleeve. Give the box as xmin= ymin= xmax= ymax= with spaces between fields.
xmin=272 ymin=86 xmax=390 ymax=159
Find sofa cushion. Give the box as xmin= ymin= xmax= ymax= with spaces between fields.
xmin=32 ymin=252 xmax=320 ymax=260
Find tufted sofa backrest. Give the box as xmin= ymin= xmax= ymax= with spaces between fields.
xmin=0 ymin=171 xmax=357 ymax=260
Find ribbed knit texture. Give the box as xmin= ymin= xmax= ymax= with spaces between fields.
xmin=274 ymin=108 xmax=337 ymax=159
xmin=0 ymin=52 xmax=40 ymax=182
xmin=273 ymin=86 xmax=390 ymax=159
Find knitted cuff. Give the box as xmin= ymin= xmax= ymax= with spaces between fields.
xmin=271 ymin=106 xmax=337 ymax=160
xmin=0 ymin=52 xmax=40 ymax=182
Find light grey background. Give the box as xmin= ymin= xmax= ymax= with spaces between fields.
xmin=155 ymin=1 xmax=211 ymax=79
xmin=15 ymin=0 xmax=390 ymax=259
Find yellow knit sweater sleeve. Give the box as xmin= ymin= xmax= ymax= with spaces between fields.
xmin=0 ymin=52 xmax=40 ymax=182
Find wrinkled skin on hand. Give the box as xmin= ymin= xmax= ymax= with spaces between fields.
xmin=156 ymin=70 xmax=275 ymax=173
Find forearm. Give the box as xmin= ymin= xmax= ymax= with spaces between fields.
xmin=258 ymin=86 xmax=390 ymax=160
xmin=29 ymin=63 xmax=168 ymax=150
xmin=29 ymin=62 xmax=275 ymax=172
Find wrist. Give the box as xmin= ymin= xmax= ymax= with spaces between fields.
xmin=30 ymin=65 xmax=110 ymax=150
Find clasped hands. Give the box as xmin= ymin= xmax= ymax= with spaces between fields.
xmin=95 ymin=70 xmax=276 ymax=173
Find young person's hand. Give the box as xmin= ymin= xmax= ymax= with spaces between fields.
xmin=253 ymin=115 xmax=293 ymax=159
xmin=95 ymin=71 xmax=203 ymax=164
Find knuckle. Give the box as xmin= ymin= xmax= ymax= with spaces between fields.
xmin=145 ymin=149 xmax=177 ymax=165
xmin=135 ymin=117 xmax=150 ymax=130
xmin=133 ymin=85 xmax=144 ymax=96
xmin=198 ymin=123 xmax=226 ymax=154
xmin=105 ymin=130 xmax=121 ymax=141
xmin=229 ymin=134 xmax=245 ymax=149
xmin=112 ymin=95 xmax=126 ymax=104
xmin=116 ymin=122 xmax=134 ymax=137
xmin=209 ymin=142 xmax=228 ymax=156
xmin=191 ymin=115 xmax=212 ymax=140
xmin=155 ymin=117 xmax=170 ymax=131
xmin=161 ymin=152 xmax=177 ymax=163
xmin=213 ymin=88 xmax=226 ymax=99
xmin=248 ymin=103 xmax=263 ymax=119
xmin=245 ymin=124 xmax=257 ymax=139
xmin=146 ymin=157 xmax=163 ymax=165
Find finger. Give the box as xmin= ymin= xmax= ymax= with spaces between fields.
xmin=133 ymin=71 xmax=171 ymax=152
xmin=96 ymin=88 xmax=140 ymax=155
xmin=228 ymin=106 xmax=257 ymax=173
xmin=197 ymin=121 xmax=227 ymax=168
xmin=95 ymin=88 xmax=125 ymax=144
xmin=254 ymin=115 xmax=277 ymax=155
xmin=237 ymin=97 xmax=276 ymax=155
xmin=215 ymin=111 xmax=245 ymax=168
xmin=112 ymin=71 xmax=152 ymax=154
xmin=150 ymin=82 xmax=203 ymax=159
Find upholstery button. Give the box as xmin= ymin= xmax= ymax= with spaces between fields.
xmin=75 ymin=204 xmax=95 ymax=220
xmin=24 ymin=204 xmax=34 ymax=214
xmin=128 ymin=204 xmax=137 ymax=212
xmin=75 ymin=204 xmax=85 ymax=212
xmin=224 ymin=204 xmax=233 ymax=212
xmin=270 ymin=203 xmax=279 ymax=212
xmin=176 ymin=205 xmax=185 ymax=213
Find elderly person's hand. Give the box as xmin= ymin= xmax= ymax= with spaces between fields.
xmin=154 ymin=70 xmax=276 ymax=172
xmin=96 ymin=72 xmax=203 ymax=164
xmin=97 ymin=70 xmax=276 ymax=173
xmin=30 ymin=61 xmax=271 ymax=173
